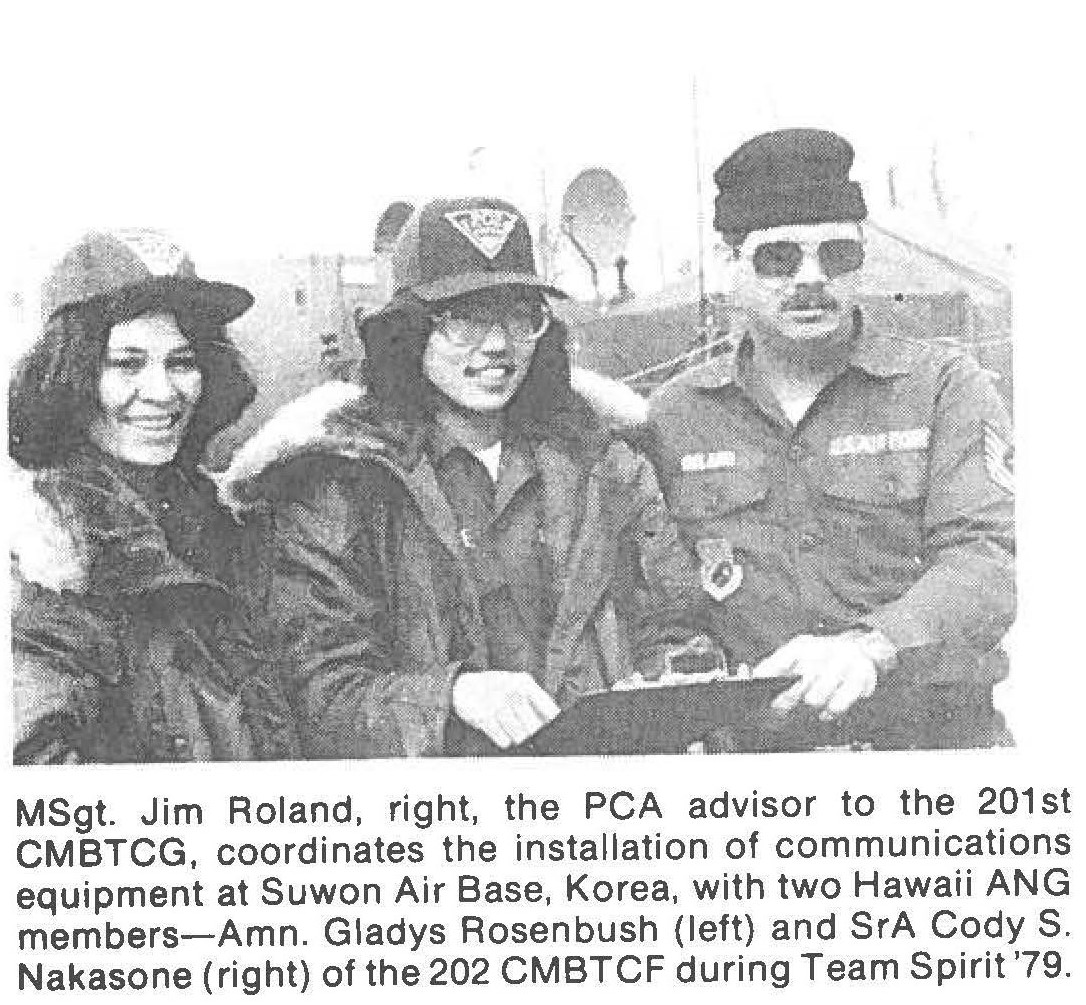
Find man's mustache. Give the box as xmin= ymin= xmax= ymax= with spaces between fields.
xmin=780 ymin=287 xmax=838 ymax=314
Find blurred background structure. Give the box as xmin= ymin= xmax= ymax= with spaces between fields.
xmin=5 ymin=5 xmax=1015 ymax=459
xmin=195 ymin=120 xmax=1012 ymax=460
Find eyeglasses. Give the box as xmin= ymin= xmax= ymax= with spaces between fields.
xmin=751 ymin=238 xmax=864 ymax=279
xmin=431 ymin=299 xmax=552 ymax=348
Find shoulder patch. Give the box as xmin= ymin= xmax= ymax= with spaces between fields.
xmin=983 ymin=423 xmax=1014 ymax=493
xmin=12 ymin=477 xmax=89 ymax=592
xmin=696 ymin=537 xmax=743 ymax=601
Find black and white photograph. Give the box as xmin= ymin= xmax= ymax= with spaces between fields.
xmin=5 ymin=5 xmax=1030 ymax=764
xmin=5 ymin=6 xmax=1084 ymax=1003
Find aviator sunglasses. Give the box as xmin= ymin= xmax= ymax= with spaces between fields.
xmin=431 ymin=297 xmax=553 ymax=348
xmin=751 ymin=238 xmax=864 ymax=279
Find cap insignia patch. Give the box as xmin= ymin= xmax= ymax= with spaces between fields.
xmin=444 ymin=208 xmax=519 ymax=260
xmin=114 ymin=229 xmax=187 ymax=276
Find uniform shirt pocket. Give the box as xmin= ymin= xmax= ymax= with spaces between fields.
xmin=672 ymin=465 xmax=770 ymax=522
xmin=817 ymin=453 xmax=928 ymax=562
xmin=820 ymin=452 xmax=927 ymax=505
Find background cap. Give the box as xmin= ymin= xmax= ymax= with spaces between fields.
xmin=713 ymin=128 xmax=867 ymax=245
xmin=41 ymin=229 xmax=254 ymax=323
xmin=390 ymin=196 xmax=567 ymax=301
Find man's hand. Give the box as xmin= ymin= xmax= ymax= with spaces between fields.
xmin=753 ymin=630 xmax=895 ymax=720
xmin=452 ymin=671 xmax=560 ymax=749
xmin=613 ymin=668 xmax=734 ymax=690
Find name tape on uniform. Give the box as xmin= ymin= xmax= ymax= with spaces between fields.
xmin=828 ymin=427 xmax=930 ymax=457
xmin=680 ymin=450 xmax=738 ymax=473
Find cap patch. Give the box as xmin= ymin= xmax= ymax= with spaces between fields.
xmin=444 ymin=208 xmax=519 ymax=260
xmin=114 ymin=229 xmax=188 ymax=276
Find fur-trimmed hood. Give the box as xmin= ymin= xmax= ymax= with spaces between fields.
xmin=217 ymin=374 xmax=646 ymax=513
xmin=217 ymin=381 xmax=411 ymax=512
xmin=10 ymin=466 xmax=88 ymax=593
xmin=12 ymin=450 xmax=235 ymax=599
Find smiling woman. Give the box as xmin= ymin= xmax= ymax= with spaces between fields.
xmin=88 ymin=314 xmax=204 ymax=465
xmin=9 ymin=229 xmax=299 ymax=764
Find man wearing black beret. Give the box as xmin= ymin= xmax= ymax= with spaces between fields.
xmin=649 ymin=128 xmax=1015 ymax=750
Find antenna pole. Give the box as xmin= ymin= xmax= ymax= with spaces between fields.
xmin=562 ymin=219 xmax=599 ymax=301
xmin=538 ymin=160 xmax=551 ymax=281
xmin=691 ymin=77 xmax=709 ymax=347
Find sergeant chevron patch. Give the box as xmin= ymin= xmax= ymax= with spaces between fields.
xmin=983 ymin=423 xmax=1013 ymax=493
xmin=444 ymin=208 xmax=519 ymax=259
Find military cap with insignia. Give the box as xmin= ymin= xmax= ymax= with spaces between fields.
xmin=713 ymin=128 xmax=868 ymax=246
xmin=388 ymin=196 xmax=567 ymax=302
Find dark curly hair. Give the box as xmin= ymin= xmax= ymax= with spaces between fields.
xmin=357 ymin=291 xmax=600 ymax=448
xmin=9 ymin=291 xmax=256 ymax=471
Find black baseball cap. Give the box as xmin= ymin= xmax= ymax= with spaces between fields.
xmin=389 ymin=196 xmax=567 ymax=301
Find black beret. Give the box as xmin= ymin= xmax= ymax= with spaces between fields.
xmin=713 ymin=128 xmax=867 ymax=245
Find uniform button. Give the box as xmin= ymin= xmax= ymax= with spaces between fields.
xmin=788 ymin=444 xmax=803 ymax=461
xmin=172 ymin=735 xmax=190 ymax=756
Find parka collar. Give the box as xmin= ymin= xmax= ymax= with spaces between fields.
xmin=40 ymin=447 xmax=228 ymax=598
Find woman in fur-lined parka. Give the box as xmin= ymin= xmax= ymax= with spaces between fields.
xmin=223 ymin=197 xmax=715 ymax=758
xmin=10 ymin=230 xmax=298 ymax=764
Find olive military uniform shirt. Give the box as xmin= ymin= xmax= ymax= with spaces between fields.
xmin=649 ymin=329 xmax=1015 ymax=748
